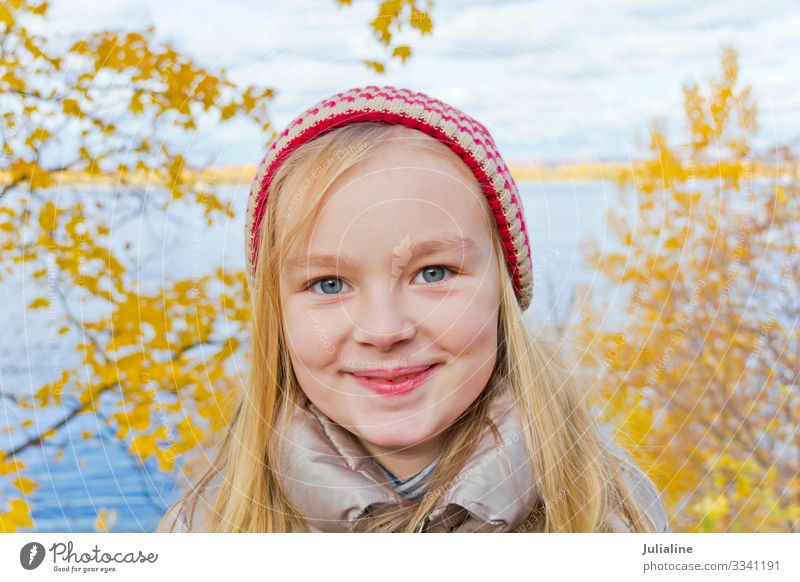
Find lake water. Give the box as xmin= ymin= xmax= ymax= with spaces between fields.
xmin=1 ymin=180 xmax=635 ymax=532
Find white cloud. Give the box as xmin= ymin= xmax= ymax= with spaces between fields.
xmin=36 ymin=0 xmax=800 ymax=163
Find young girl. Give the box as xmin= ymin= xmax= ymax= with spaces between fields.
xmin=158 ymin=85 xmax=670 ymax=533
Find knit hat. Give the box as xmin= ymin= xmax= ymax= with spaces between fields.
xmin=245 ymin=85 xmax=533 ymax=311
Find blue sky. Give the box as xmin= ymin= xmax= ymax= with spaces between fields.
xmin=42 ymin=0 xmax=800 ymax=166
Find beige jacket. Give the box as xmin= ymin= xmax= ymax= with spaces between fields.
xmin=275 ymin=387 xmax=669 ymax=532
xmin=165 ymin=389 xmax=670 ymax=533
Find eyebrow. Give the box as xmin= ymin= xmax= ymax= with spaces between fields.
xmin=285 ymin=234 xmax=478 ymax=273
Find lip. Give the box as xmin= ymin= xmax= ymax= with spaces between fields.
xmin=349 ymin=364 xmax=440 ymax=397
xmin=349 ymin=365 xmax=436 ymax=380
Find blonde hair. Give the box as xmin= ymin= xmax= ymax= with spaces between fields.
xmin=157 ymin=122 xmax=659 ymax=533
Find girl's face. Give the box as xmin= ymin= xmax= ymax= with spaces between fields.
xmin=277 ymin=141 xmax=502 ymax=477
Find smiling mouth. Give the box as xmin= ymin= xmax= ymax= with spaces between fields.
xmin=364 ymin=369 xmax=430 ymax=382
xmin=348 ymin=364 xmax=440 ymax=396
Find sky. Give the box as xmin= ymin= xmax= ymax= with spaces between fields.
xmin=41 ymin=0 xmax=800 ymax=166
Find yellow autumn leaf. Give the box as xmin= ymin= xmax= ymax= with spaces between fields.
xmin=23 ymin=127 xmax=53 ymax=149
xmin=0 ymin=5 xmax=17 ymax=29
xmin=130 ymin=92 xmax=145 ymax=114
xmin=31 ymin=3 xmax=49 ymax=17
xmin=10 ymin=159 xmax=54 ymax=189
xmin=12 ymin=476 xmax=39 ymax=495
xmin=363 ymin=60 xmax=385 ymax=74
xmin=129 ymin=430 xmax=158 ymax=459
xmin=156 ymin=447 xmax=175 ymax=472
xmin=168 ymin=153 xmax=186 ymax=183
xmin=0 ymin=499 xmax=33 ymax=532
xmin=371 ymin=13 xmax=393 ymax=45
xmin=27 ymin=297 xmax=50 ymax=309
xmin=37 ymin=200 xmax=57 ymax=231
xmin=0 ymin=454 xmax=25 ymax=476
xmin=62 ymin=98 xmax=82 ymax=117
xmin=392 ymin=45 xmax=412 ymax=64
xmin=410 ymin=7 xmax=433 ymax=34
xmin=218 ymin=100 xmax=237 ymax=121
xmin=115 ymin=424 xmax=129 ymax=440
xmin=95 ymin=508 xmax=117 ymax=532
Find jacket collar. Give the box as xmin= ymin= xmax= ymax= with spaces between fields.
xmin=274 ymin=388 xmax=541 ymax=532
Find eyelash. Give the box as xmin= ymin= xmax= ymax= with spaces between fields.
xmin=305 ymin=265 xmax=456 ymax=296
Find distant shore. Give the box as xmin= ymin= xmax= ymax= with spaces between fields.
xmin=1 ymin=160 xmax=789 ymax=187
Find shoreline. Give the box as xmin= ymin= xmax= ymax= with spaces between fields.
xmin=1 ymin=160 xmax=790 ymax=188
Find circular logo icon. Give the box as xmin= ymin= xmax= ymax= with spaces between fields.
xmin=20 ymin=542 xmax=46 ymax=570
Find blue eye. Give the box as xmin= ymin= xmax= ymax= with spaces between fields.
xmin=309 ymin=277 xmax=351 ymax=295
xmin=414 ymin=266 xmax=451 ymax=285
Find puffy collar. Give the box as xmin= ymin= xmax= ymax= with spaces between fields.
xmin=274 ymin=388 xmax=541 ymax=532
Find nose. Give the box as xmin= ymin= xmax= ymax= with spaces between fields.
xmin=350 ymin=289 xmax=416 ymax=351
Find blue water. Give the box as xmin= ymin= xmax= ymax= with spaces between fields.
xmin=1 ymin=180 xmax=629 ymax=532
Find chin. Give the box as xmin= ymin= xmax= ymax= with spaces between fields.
xmin=355 ymin=422 xmax=438 ymax=451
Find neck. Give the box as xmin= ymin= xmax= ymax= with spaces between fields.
xmin=357 ymin=435 xmax=442 ymax=481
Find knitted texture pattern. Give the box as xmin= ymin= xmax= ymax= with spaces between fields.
xmin=244 ymin=85 xmax=533 ymax=311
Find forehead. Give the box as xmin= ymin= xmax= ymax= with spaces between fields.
xmin=277 ymin=142 xmax=490 ymax=244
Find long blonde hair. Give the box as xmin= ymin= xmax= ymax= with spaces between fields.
xmin=157 ymin=122 xmax=659 ymax=533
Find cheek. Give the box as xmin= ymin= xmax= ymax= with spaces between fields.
xmin=430 ymin=306 xmax=498 ymax=423
xmin=425 ymin=284 xmax=500 ymax=354
xmin=424 ymin=285 xmax=500 ymax=408
xmin=282 ymin=303 xmax=340 ymax=374
xmin=452 ymin=311 xmax=498 ymax=361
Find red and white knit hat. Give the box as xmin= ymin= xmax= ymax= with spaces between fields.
xmin=245 ymin=85 xmax=533 ymax=311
